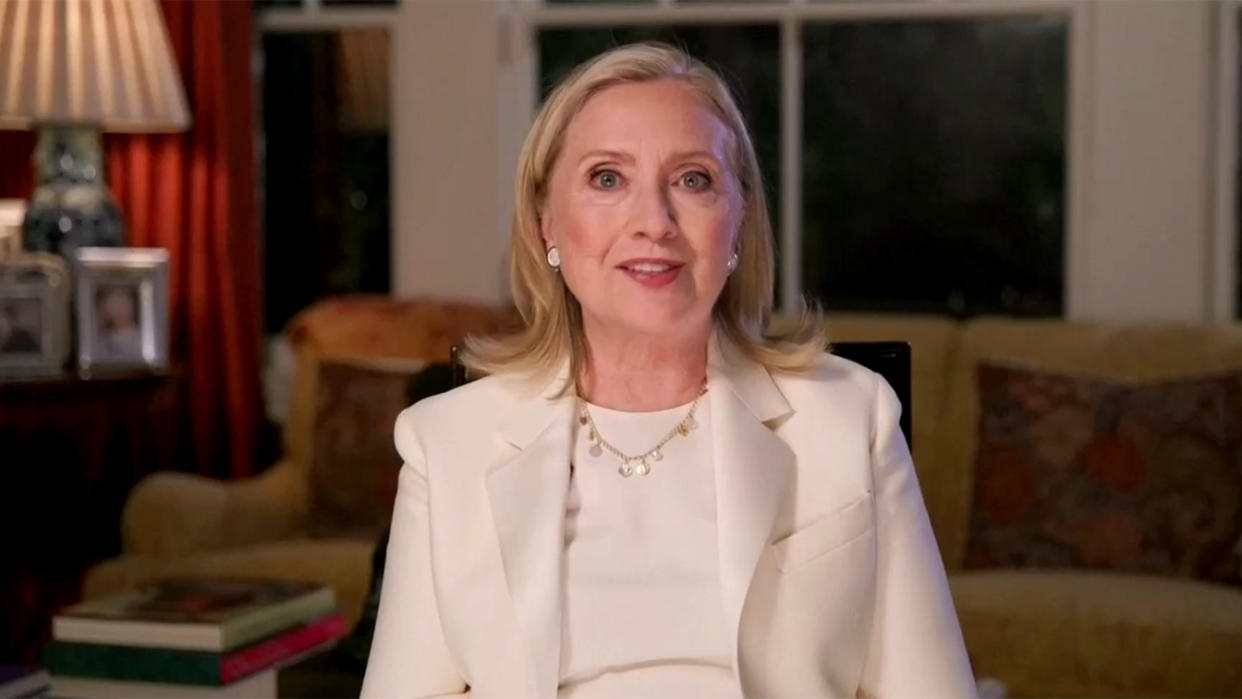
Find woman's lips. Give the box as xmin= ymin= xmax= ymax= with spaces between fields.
xmin=617 ymin=260 xmax=683 ymax=289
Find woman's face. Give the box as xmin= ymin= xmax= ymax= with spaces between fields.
xmin=541 ymin=79 xmax=743 ymax=342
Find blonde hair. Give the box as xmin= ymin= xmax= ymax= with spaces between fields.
xmin=463 ymin=42 xmax=826 ymax=384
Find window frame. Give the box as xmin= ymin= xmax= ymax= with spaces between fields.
xmin=1215 ymin=0 xmax=1239 ymax=321
xmin=254 ymin=0 xmax=1230 ymax=324
xmin=505 ymin=0 xmax=1084 ymax=315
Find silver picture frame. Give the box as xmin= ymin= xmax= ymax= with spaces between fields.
xmin=0 ymin=252 xmax=71 ymax=378
xmin=75 ymin=247 xmax=170 ymax=375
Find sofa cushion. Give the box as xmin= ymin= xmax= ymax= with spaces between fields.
xmin=282 ymin=295 xmax=512 ymax=474
xmin=965 ymin=362 xmax=1242 ymax=586
xmin=950 ymin=570 xmax=1242 ymax=697
xmin=938 ymin=319 xmax=1242 ymax=571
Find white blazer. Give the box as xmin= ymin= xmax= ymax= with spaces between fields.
xmin=361 ymin=342 xmax=976 ymax=699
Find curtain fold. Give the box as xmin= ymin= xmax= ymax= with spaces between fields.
xmin=0 ymin=131 xmax=34 ymax=197
xmin=0 ymin=0 xmax=261 ymax=479
xmin=108 ymin=0 xmax=261 ymax=479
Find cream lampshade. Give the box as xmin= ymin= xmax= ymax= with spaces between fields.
xmin=0 ymin=0 xmax=190 ymax=257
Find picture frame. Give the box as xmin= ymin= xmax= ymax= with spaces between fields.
xmin=0 ymin=252 xmax=71 ymax=378
xmin=75 ymin=247 xmax=170 ymax=375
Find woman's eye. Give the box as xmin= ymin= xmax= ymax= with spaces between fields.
xmin=590 ymin=170 xmax=622 ymax=190
xmin=679 ymin=171 xmax=712 ymax=191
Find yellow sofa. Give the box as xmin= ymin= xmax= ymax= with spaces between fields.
xmin=84 ymin=296 xmax=511 ymax=630
xmin=824 ymin=315 xmax=1242 ymax=697
xmin=86 ymin=302 xmax=1242 ymax=697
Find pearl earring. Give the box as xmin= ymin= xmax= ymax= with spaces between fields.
xmin=726 ymin=251 xmax=738 ymax=273
xmin=546 ymin=246 xmax=561 ymax=270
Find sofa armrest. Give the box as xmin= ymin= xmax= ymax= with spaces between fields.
xmin=950 ymin=570 xmax=1242 ymax=697
xmin=121 ymin=461 xmax=309 ymax=557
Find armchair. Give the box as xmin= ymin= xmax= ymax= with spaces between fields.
xmin=84 ymin=296 xmax=512 ymax=629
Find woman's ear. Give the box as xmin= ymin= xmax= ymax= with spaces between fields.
xmin=729 ymin=224 xmax=743 ymax=256
xmin=539 ymin=207 xmax=555 ymax=250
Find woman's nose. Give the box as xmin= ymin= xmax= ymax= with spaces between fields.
xmin=629 ymin=179 xmax=676 ymax=241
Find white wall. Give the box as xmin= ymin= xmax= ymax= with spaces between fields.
xmin=1069 ymin=0 xmax=1220 ymax=322
xmin=392 ymin=0 xmax=506 ymax=302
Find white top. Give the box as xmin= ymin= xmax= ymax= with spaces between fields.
xmin=558 ymin=397 xmax=739 ymax=699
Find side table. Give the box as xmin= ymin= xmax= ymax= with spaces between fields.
xmin=0 ymin=370 xmax=181 ymax=666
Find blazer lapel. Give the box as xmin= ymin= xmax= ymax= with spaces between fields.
xmin=486 ymin=370 xmax=576 ymax=699
xmin=707 ymin=339 xmax=796 ymax=677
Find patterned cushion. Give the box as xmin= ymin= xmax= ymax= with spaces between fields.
xmin=964 ymin=362 xmax=1242 ymax=586
xmin=281 ymin=295 xmax=510 ymax=477
xmin=307 ymin=358 xmax=453 ymax=539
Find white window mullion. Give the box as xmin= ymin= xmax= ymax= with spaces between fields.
xmin=529 ymin=1 xmax=1072 ymax=29
xmin=780 ymin=16 xmax=802 ymax=313
xmin=1213 ymin=0 xmax=1239 ymax=322
xmin=258 ymin=8 xmax=395 ymax=32
xmin=498 ymin=1 xmax=539 ymax=266
xmin=1064 ymin=0 xmax=1093 ymax=321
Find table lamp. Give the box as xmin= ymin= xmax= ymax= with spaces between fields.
xmin=0 ymin=0 xmax=190 ymax=259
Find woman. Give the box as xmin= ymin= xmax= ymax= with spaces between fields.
xmin=362 ymin=43 xmax=975 ymax=698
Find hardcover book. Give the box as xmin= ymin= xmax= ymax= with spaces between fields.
xmin=49 ymin=667 xmax=276 ymax=699
xmin=44 ymin=614 xmax=346 ymax=686
xmin=52 ymin=579 xmax=336 ymax=652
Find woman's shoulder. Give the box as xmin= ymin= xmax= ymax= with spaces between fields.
xmin=767 ymin=352 xmax=905 ymax=441
xmin=396 ymin=372 xmax=522 ymax=435
xmin=392 ymin=373 xmax=530 ymax=469
xmin=771 ymin=351 xmax=885 ymax=403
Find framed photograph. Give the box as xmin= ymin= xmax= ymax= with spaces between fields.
xmin=0 ymin=200 xmax=25 ymax=258
xmin=0 ymin=253 xmax=71 ymax=378
xmin=75 ymin=247 xmax=169 ymax=375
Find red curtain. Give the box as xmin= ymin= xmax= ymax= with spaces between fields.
xmin=0 ymin=0 xmax=262 ymax=479
xmin=0 ymin=132 xmax=34 ymax=196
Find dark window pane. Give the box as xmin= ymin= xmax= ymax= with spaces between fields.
xmin=261 ymin=30 xmax=391 ymax=334
xmin=538 ymin=25 xmax=781 ymax=269
xmin=802 ymin=18 xmax=1067 ymax=316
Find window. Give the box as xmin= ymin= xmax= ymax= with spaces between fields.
xmin=802 ymin=18 xmax=1066 ymax=316
xmin=257 ymin=5 xmax=395 ymax=333
xmin=522 ymin=1 xmax=1070 ymax=317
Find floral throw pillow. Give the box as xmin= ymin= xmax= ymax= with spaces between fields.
xmin=964 ymin=362 xmax=1242 ymax=586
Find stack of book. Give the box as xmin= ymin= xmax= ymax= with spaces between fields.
xmin=43 ymin=578 xmax=345 ymax=699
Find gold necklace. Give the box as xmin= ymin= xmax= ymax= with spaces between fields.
xmin=577 ymin=382 xmax=707 ymax=478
